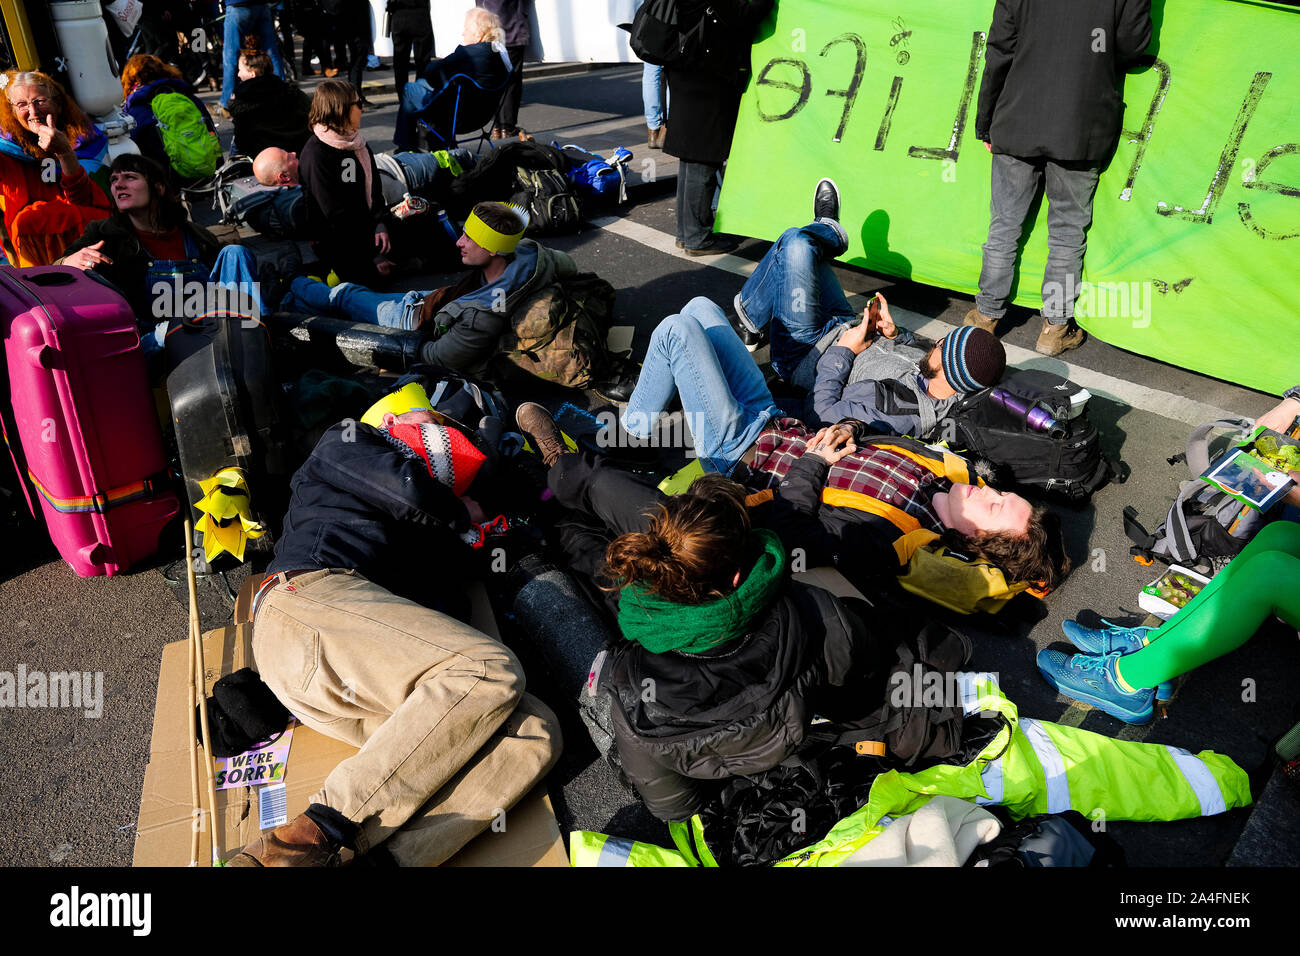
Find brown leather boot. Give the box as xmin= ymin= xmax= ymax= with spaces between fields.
xmin=962 ymin=308 xmax=999 ymax=334
xmin=515 ymin=402 xmax=570 ymax=468
xmin=1035 ymin=317 xmax=1087 ymax=356
xmin=654 ymin=124 xmax=668 ymax=148
xmin=226 ymin=813 xmax=340 ymax=867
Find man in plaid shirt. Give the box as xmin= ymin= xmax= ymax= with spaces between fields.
xmin=745 ymin=417 xmax=949 ymax=535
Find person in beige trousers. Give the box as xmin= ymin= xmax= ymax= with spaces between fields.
xmin=229 ymin=383 xmax=561 ymax=866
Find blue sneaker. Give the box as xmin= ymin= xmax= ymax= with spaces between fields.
xmin=1061 ymin=617 xmax=1154 ymax=655
xmin=1061 ymin=619 xmax=1173 ymax=702
xmin=1036 ymin=649 xmax=1154 ymax=724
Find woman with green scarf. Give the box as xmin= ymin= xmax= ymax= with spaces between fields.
xmin=600 ymin=470 xmax=890 ymax=823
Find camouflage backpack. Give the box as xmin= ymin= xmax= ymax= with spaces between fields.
xmin=496 ymin=273 xmax=616 ymax=389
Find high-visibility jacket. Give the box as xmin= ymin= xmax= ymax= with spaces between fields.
xmin=571 ymin=673 xmax=1252 ymax=867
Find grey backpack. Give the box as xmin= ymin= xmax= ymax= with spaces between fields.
xmin=1125 ymin=418 xmax=1272 ymax=575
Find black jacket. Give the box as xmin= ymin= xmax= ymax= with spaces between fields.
xmin=298 ymin=132 xmax=387 ymax=284
xmin=663 ymin=0 xmax=773 ymax=164
xmin=267 ymin=423 xmax=472 ymax=612
xmin=975 ymin=0 xmax=1152 ymax=161
xmin=422 ymin=41 xmax=510 ymax=91
xmin=605 ymin=582 xmax=886 ymax=822
xmin=229 ymin=75 xmax=312 ymax=159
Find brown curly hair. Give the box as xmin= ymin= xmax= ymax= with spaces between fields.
xmin=0 ymin=70 xmax=97 ymax=160
xmin=605 ymin=474 xmax=753 ymax=604
xmin=944 ymin=504 xmax=1071 ymax=591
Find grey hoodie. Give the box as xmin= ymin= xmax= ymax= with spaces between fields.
xmin=795 ymin=325 xmax=958 ymax=440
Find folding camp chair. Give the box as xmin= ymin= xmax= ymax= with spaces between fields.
xmin=411 ymin=72 xmax=514 ymax=154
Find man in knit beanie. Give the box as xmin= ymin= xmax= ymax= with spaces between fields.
xmin=725 ymin=179 xmax=1007 ymax=440
xmin=228 ymin=382 xmax=559 ymax=868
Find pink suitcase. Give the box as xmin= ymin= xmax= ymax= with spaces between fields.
xmin=0 ymin=266 xmax=179 ymax=576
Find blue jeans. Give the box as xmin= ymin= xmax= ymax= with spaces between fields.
xmin=622 ymin=296 xmax=780 ymax=474
xmin=281 ymin=276 xmax=423 ymax=330
xmin=736 ymin=221 xmax=853 ymax=380
xmin=222 ymin=3 xmax=285 ymax=107
xmin=976 ymin=153 xmax=1101 ymax=322
xmin=392 ymin=149 xmax=472 ymax=192
xmin=642 ymin=63 xmax=668 ymax=128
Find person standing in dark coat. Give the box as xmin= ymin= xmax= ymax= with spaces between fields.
xmin=664 ymin=0 xmax=773 ymax=256
xmin=964 ymin=0 xmax=1151 ymax=356
xmin=477 ymin=0 xmax=531 ymax=137
xmin=388 ymin=0 xmax=435 ymax=96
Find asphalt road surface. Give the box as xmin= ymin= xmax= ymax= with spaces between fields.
xmin=1 ymin=63 xmax=1296 ymax=869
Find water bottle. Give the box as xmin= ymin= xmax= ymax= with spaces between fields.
xmin=989 ymin=388 xmax=1067 ymax=439
xmin=436 ymin=210 xmax=458 ymax=244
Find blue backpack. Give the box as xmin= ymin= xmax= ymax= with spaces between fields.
xmin=556 ymin=143 xmax=632 ymax=203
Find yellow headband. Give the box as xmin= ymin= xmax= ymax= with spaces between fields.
xmin=361 ymin=382 xmax=433 ymax=428
xmin=463 ymin=205 xmax=528 ymax=255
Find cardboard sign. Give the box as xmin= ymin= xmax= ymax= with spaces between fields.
xmin=213 ymin=722 xmax=294 ymax=791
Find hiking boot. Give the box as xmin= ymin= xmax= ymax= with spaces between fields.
xmin=962 ymin=308 xmax=998 ymax=334
xmin=1035 ymin=318 xmax=1086 ymax=356
xmin=683 ymin=235 xmax=741 ymax=257
xmin=515 ymin=402 xmax=569 ymax=467
xmin=1062 ymin=618 xmax=1156 ymax=656
xmin=226 ymin=813 xmax=340 ymax=867
xmin=813 ymin=177 xmax=840 ymax=222
xmin=1036 ymin=649 xmax=1154 ymax=724
xmin=654 ymin=125 xmax=667 ymax=148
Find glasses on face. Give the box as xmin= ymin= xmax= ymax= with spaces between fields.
xmin=9 ymin=96 xmax=53 ymax=114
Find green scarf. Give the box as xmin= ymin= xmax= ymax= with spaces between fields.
xmin=617 ymin=529 xmax=788 ymax=654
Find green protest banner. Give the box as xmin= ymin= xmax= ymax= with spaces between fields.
xmin=717 ymin=0 xmax=1299 ymax=396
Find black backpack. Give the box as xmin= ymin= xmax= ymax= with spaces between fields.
xmin=801 ymin=621 xmax=980 ymax=769
xmin=511 ymin=166 xmax=581 ymax=235
xmin=945 ymin=369 xmax=1114 ymax=503
xmin=628 ymin=0 xmax=710 ymax=67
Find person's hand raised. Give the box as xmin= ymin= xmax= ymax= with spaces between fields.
xmin=835 ymin=318 xmax=872 ymax=355
xmin=34 ymin=113 xmax=71 ymax=158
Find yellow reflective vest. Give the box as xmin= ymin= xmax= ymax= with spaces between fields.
xmin=571 ymin=673 xmax=1252 ymax=867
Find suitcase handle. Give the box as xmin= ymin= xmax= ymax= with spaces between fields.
xmin=24 ymin=328 xmax=141 ymax=366
xmin=26 ymin=271 xmax=77 ymax=287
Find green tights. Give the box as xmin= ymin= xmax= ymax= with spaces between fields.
xmin=1118 ymin=520 xmax=1300 ymax=690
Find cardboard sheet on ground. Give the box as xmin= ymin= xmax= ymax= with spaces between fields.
xmin=134 ymin=579 xmax=568 ymax=867
xmin=717 ymin=0 xmax=1300 ymax=395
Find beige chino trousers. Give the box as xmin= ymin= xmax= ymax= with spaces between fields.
xmin=252 ymin=569 xmax=561 ymax=865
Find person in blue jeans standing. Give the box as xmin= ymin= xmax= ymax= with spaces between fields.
xmin=221 ymin=0 xmax=286 ymax=110
xmin=642 ymin=62 xmax=667 ymax=149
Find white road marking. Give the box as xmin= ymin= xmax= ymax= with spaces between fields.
xmin=587 ymin=215 xmax=1248 ymax=426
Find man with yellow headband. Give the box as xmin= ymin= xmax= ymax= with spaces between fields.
xmin=228 ymin=381 xmax=560 ymax=866
xmin=277 ymin=201 xmax=574 ymax=374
